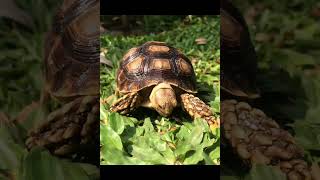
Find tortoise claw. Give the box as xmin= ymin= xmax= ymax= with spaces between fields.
xmin=180 ymin=93 xmax=220 ymax=128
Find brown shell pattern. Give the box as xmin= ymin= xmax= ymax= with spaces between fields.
xmin=117 ymin=41 xmax=197 ymax=93
xmin=221 ymin=100 xmax=312 ymax=180
xmin=44 ymin=0 xmax=100 ymax=101
xmin=181 ymin=93 xmax=220 ymax=128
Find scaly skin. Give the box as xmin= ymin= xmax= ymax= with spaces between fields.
xmin=109 ymin=92 xmax=141 ymax=114
xmin=181 ymin=93 xmax=220 ymax=128
xmin=221 ymin=100 xmax=314 ymax=180
xmin=26 ymin=96 xmax=99 ymax=160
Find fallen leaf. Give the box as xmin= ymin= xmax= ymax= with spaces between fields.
xmin=195 ymin=37 xmax=207 ymax=45
xmin=191 ymin=58 xmax=198 ymax=66
xmin=100 ymin=48 xmax=108 ymax=54
xmin=100 ymin=48 xmax=112 ymax=67
xmin=112 ymin=16 xmax=120 ymax=21
xmin=100 ymin=25 xmax=107 ymax=34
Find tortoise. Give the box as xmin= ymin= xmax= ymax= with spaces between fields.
xmin=221 ymin=0 xmax=313 ymax=179
xmin=25 ymin=0 xmax=100 ymax=163
xmin=110 ymin=41 xmax=219 ymax=127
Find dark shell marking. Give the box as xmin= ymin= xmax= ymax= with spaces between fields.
xmin=117 ymin=41 xmax=197 ymax=93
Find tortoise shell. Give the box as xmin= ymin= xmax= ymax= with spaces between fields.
xmin=221 ymin=0 xmax=260 ymax=99
xmin=116 ymin=41 xmax=197 ymax=94
xmin=44 ymin=0 xmax=100 ymax=101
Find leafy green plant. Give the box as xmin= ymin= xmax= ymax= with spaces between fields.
xmin=100 ymin=111 xmax=219 ymax=165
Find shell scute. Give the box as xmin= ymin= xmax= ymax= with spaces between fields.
xmin=117 ymin=41 xmax=197 ymax=93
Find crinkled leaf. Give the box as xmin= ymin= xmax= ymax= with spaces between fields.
xmin=194 ymin=118 xmax=210 ymax=132
xmin=201 ymin=133 xmax=216 ymax=148
xmin=123 ymin=117 xmax=138 ymax=127
xmin=203 ymin=152 xmax=214 ymax=165
xmin=147 ymin=133 xmax=167 ymax=152
xmin=131 ymin=145 xmax=168 ymax=164
xmin=109 ymin=112 xmax=124 ymax=135
xmin=161 ymin=132 xmax=174 ymax=143
xmin=160 ymin=146 xmax=176 ymax=164
xmin=121 ymin=126 xmax=137 ymax=144
xmin=183 ymin=147 xmax=204 ymax=164
xmin=174 ymin=141 xmax=192 ymax=157
xmin=101 ymin=147 xmax=147 ymax=165
xmin=211 ymin=127 xmax=220 ymax=137
xmin=142 ymin=118 xmax=154 ymax=133
xmin=209 ymin=147 xmax=220 ymax=160
xmin=188 ymin=126 xmax=204 ymax=146
xmin=176 ymin=125 xmax=191 ymax=140
xmin=100 ymin=124 xmax=123 ymax=151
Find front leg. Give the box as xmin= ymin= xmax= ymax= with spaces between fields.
xmin=110 ymin=92 xmax=142 ymax=115
xmin=180 ymin=93 xmax=220 ymax=128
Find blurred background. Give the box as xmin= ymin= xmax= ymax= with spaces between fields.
xmin=0 ymin=0 xmax=58 ymax=123
xmin=221 ymin=0 xmax=320 ymax=179
xmin=0 ymin=0 xmax=99 ymax=179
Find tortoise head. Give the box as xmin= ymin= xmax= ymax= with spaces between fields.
xmin=150 ymin=83 xmax=177 ymax=117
